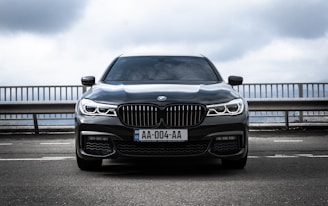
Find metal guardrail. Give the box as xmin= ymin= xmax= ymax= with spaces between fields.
xmin=1 ymin=83 xmax=328 ymax=134
xmin=247 ymin=98 xmax=328 ymax=111
xmin=0 ymin=85 xmax=86 ymax=102
xmin=234 ymin=83 xmax=328 ymax=130
xmin=247 ymin=98 xmax=328 ymax=129
xmin=0 ymin=101 xmax=76 ymax=114
xmin=234 ymin=83 xmax=327 ymax=98
xmin=1 ymin=83 xmax=327 ymax=101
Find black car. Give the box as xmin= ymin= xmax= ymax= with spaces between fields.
xmin=75 ymin=54 xmax=249 ymax=170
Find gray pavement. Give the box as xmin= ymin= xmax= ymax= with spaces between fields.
xmin=0 ymin=130 xmax=327 ymax=205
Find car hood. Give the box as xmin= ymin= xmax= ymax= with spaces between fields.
xmin=82 ymin=83 xmax=241 ymax=105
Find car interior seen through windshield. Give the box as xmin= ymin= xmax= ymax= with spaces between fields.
xmin=104 ymin=56 xmax=222 ymax=83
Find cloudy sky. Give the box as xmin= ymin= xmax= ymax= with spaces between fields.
xmin=0 ymin=0 xmax=328 ymax=86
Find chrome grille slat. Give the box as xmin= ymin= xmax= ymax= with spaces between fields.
xmin=118 ymin=104 xmax=206 ymax=128
xmin=138 ymin=105 xmax=142 ymax=126
xmin=181 ymin=105 xmax=184 ymax=127
xmin=186 ymin=106 xmax=189 ymax=126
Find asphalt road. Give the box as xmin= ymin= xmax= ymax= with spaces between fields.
xmin=0 ymin=130 xmax=327 ymax=206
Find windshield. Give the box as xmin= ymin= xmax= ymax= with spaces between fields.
xmin=103 ymin=56 xmax=221 ymax=83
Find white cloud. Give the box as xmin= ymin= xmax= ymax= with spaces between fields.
xmin=219 ymin=35 xmax=328 ymax=82
xmin=0 ymin=0 xmax=327 ymax=85
xmin=0 ymin=0 xmax=87 ymax=34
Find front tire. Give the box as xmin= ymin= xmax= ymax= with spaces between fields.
xmin=76 ymin=153 xmax=102 ymax=171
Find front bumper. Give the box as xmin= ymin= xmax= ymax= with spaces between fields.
xmin=75 ymin=113 xmax=249 ymax=160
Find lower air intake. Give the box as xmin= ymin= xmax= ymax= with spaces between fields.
xmin=115 ymin=141 xmax=210 ymax=156
xmin=83 ymin=141 xmax=113 ymax=156
xmin=210 ymin=140 xmax=241 ymax=155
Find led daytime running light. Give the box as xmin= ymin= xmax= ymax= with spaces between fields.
xmin=80 ymin=99 xmax=117 ymax=116
xmin=207 ymin=99 xmax=244 ymax=116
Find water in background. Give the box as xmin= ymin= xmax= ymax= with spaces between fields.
xmin=1 ymin=110 xmax=327 ymax=128
xmin=0 ymin=83 xmax=327 ymax=128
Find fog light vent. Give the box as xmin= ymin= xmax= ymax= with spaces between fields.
xmin=87 ymin=136 xmax=109 ymax=142
xmin=211 ymin=136 xmax=241 ymax=155
xmin=83 ymin=135 xmax=113 ymax=156
xmin=215 ymin=136 xmax=237 ymax=141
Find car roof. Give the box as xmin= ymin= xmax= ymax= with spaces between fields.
xmin=119 ymin=53 xmax=205 ymax=58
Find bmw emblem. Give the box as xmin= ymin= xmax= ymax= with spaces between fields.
xmin=157 ymin=96 xmax=167 ymax=102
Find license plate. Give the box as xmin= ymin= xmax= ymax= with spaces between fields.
xmin=134 ymin=129 xmax=188 ymax=142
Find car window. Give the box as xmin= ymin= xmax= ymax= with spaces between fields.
xmin=104 ymin=56 xmax=221 ymax=83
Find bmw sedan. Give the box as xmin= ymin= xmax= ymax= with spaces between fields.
xmin=75 ymin=54 xmax=249 ymax=170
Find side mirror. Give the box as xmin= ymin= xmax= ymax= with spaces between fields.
xmin=81 ymin=76 xmax=95 ymax=86
xmin=228 ymin=76 xmax=243 ymax=86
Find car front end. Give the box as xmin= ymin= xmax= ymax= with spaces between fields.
xmin=75 ymin=55 xmax=249 ymax=170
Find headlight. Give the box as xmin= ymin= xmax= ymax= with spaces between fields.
xmin=207 ymin=99 xmax=244 ymax=116
xmin=79 ymin=99 xmax=117 ymax=116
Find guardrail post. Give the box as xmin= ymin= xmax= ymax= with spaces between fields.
xmin=83 ymin=86 xmax=87 ymax=93
xmin=285 ymin=111 xmax=289 ymax=130
xmin=298 ymin=83 xmax=304 ymax=123
xmin=32 ymin=114 xmax=39 ymax=135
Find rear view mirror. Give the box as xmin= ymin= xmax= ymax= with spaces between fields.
xmin=228 ymin=76 xmax=243 ymax=86
xmin=81 ymin=76 xmax=95 ymax=86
